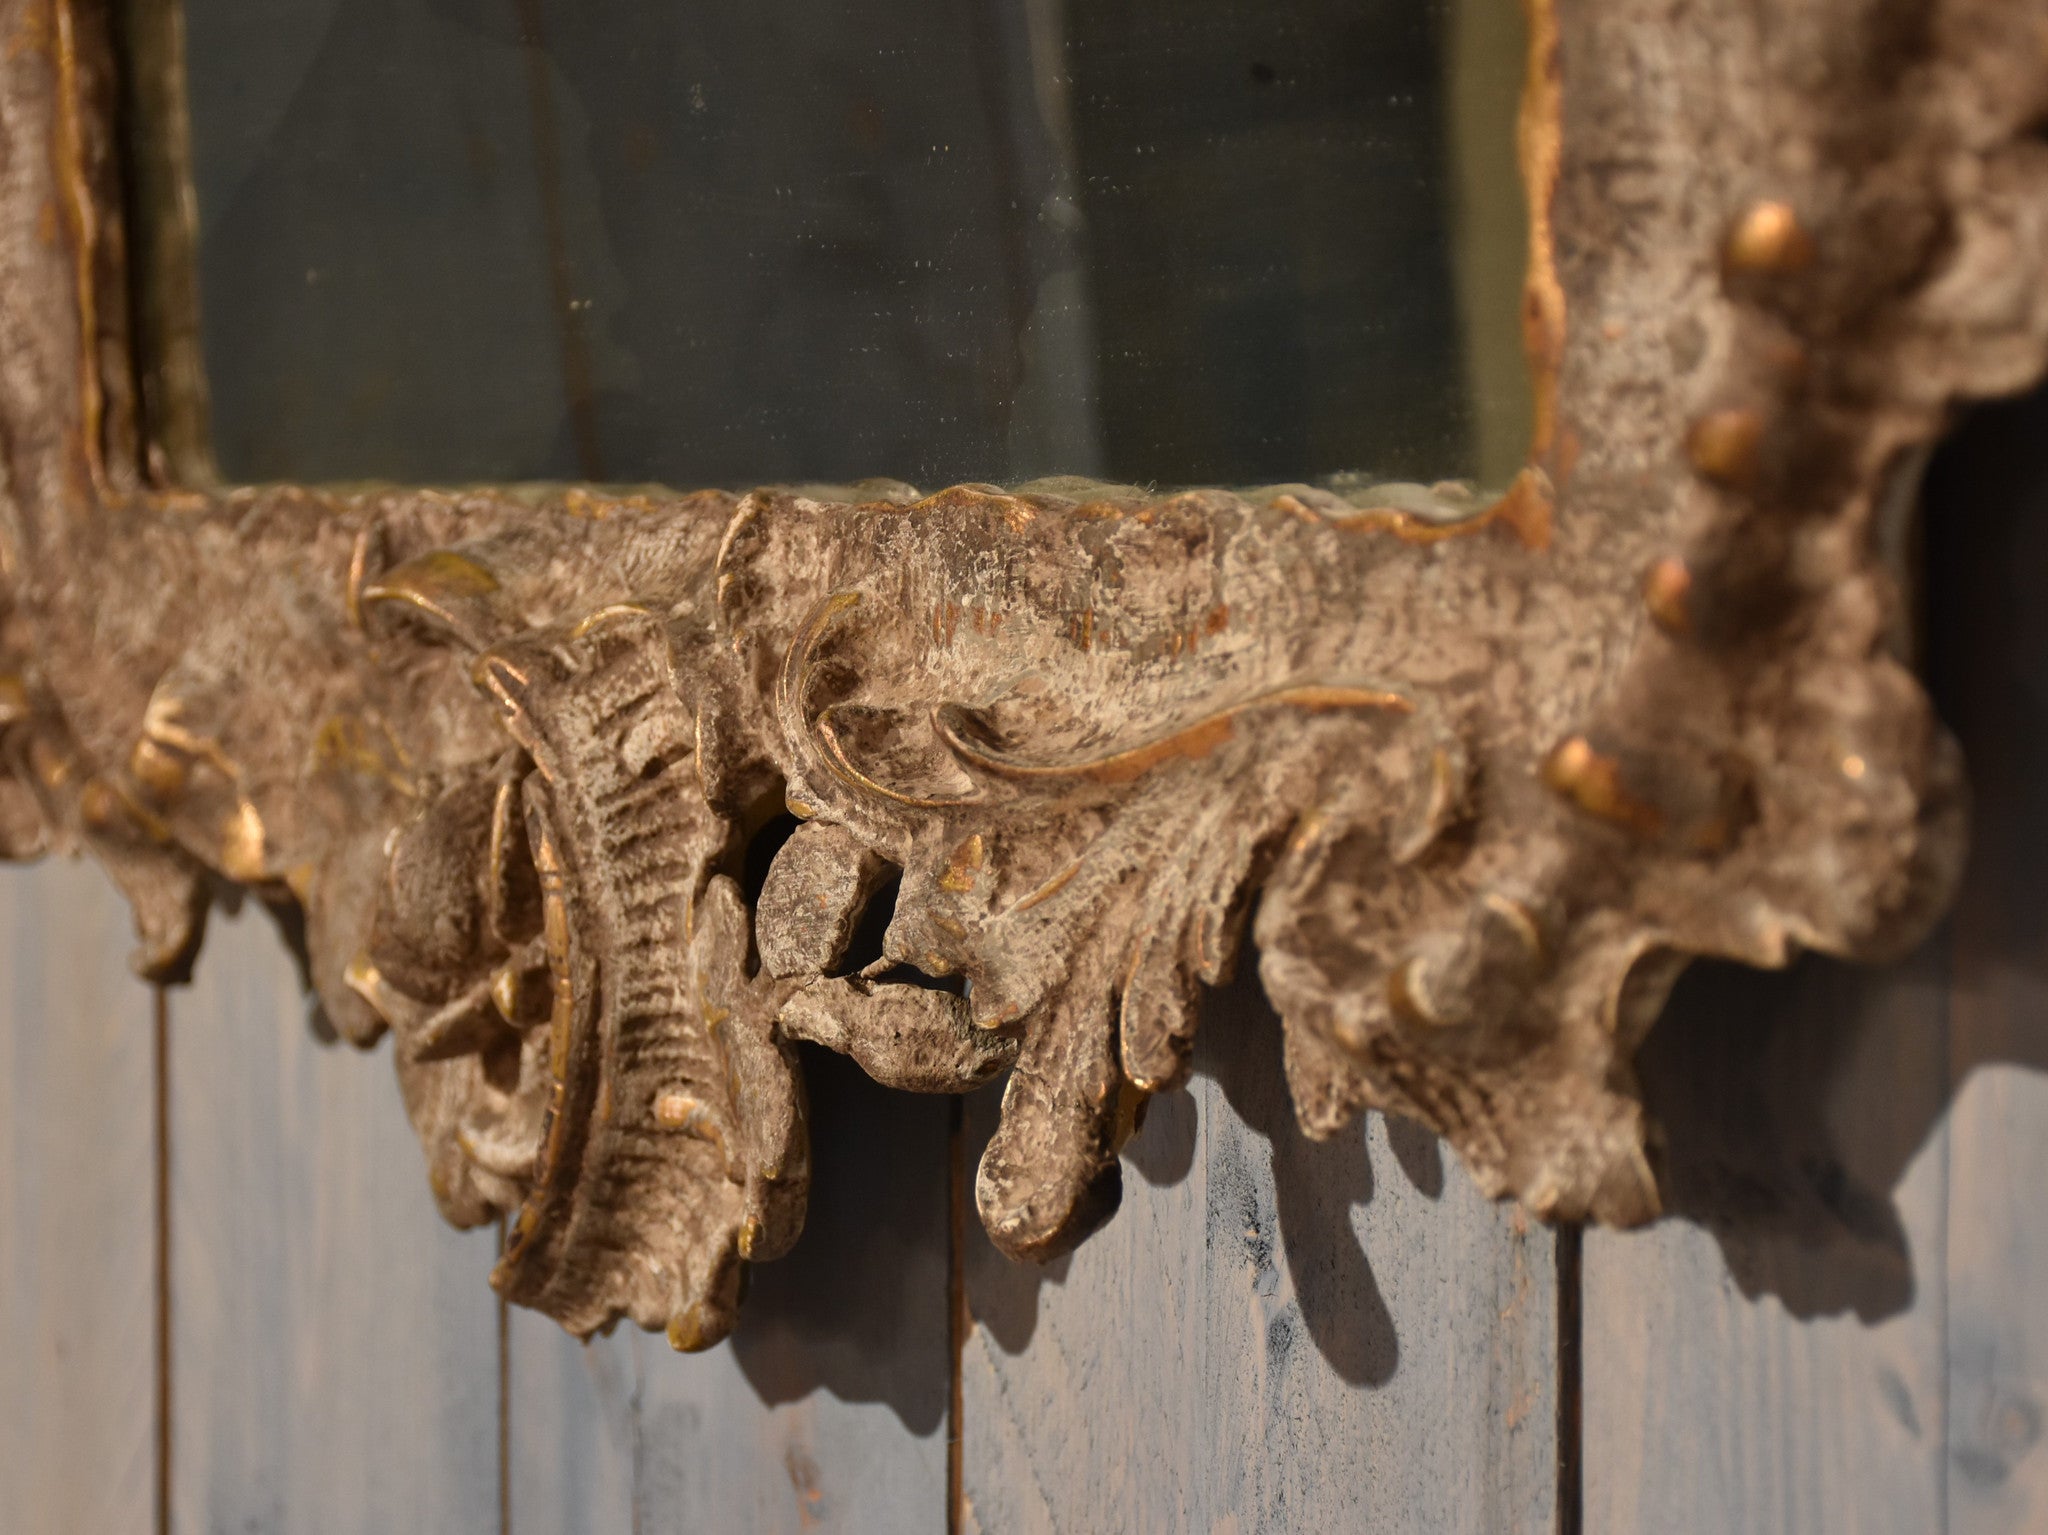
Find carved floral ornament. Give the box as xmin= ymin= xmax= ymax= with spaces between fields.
xmin=0 ymin=0 xmax=2043 ymax=1348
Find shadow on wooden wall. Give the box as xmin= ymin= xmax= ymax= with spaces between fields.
xmin=964 ymin=968 xmax=1443 ymax=1389
xmin=723 ymin=1049 xmax=952 ymax=1436
xmin=1631 ymin=380 xmax=2048 ymax=1328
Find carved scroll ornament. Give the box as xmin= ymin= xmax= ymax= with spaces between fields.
xmin=0 ymin=0 xmax=2044 ymax=1348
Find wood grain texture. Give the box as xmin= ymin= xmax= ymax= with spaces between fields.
xmin=167 ymin=903 xmax=501 ymax=1534
xmin=1581 ymin=952 xmax=1955 ymax=1534
xmin=960 ymin=972 xmax=1558 ymax=1535
xmin=508 ymin=1047 xmax=950 ymax=1534
xmin=506 ymin=1316 xmax=636 ymax=1535
xmin=0 ymin=859 xmax=158 ymax=1535
xmin=1945 ymin=1063 xmax=2048 ymax=1532
xmin=1927 ymin=385 xmax=2048 ymax=1532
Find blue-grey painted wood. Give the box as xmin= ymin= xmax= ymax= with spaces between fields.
xmin=506 ymin=1319 xmax=636 ymax=1535
xmin=1930 ymin=386 xmax=2048 ymax=1532
xmin=509 ymin=1047 xmax=952 ymax=1533
xmin=168 ymin=903 xmax=501 ymax=1534
xmin=961 ymin=972 xmax=1559 ymax=1535
xmin=1581 ymin=951 xmax=1955 ymax=1534
xmin=0 ymin=860 xmax=158 ymax=1535
xmin=1946 ymin=940 xmax=2048 ymax=1534
xmin=516 ymin=1324 xmax=954 ymax=1535
xmin=1944 ymin=1060 xmax=2048 ymax=1531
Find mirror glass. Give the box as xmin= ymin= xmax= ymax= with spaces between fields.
xmin=173 ymin=0 xmax=1531 ymax=491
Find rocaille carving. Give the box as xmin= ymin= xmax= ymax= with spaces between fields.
xmin=1 ymin=0 xmax=2045 ymax=1347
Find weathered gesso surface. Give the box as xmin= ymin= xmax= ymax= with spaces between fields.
xmin=0 ymin=0 xmax=2044 ymax=1355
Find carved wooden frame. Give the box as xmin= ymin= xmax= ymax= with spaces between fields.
xmin=0 ymin=0 xmax=2042 ymax=1347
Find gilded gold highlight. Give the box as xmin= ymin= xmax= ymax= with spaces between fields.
xmin=1642 ymin=557 xmax=1693 ymax=634
xmin=1725 ymin=200 xmax=1814 ymax=276
xmin=1541 ymin=736 xmax=1663 ymax=838
xmin=1686 ymin=409 xmax=1766 ymax=488
xmin=1518 ymin=0 xmax=1565 ymax=468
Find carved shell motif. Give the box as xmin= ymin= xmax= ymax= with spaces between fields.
xmin=0 ymin=0 xmax=2043 ymax=1348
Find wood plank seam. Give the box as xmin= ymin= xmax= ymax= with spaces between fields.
xmin=950 ymin=1095 xmax=968 ymax=1535
xmin=499 ymin=1218 xmax=511 ymax=1535
xmin=1557 ymin=1222 xmax=1581 ymax=1535
xmin=154 ymin=984 xmax=170 ymax=1535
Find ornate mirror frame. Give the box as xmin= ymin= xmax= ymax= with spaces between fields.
xmin=0 ymin=0 xmax=2042 ymax=1347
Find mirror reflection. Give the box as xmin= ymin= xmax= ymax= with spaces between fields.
xmin=176 ymin=0 xmax=1531 ymax=491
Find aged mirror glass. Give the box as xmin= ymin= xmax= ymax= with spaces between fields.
xmin=175 ymin=0 xmax=1530 ymax=491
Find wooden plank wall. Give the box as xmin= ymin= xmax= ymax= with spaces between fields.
xmin=959 ymin=973 xmax=1560 ymax=1535
xmin=1929 ymin=392 xmax=2048 ymax=1533
xmin=1582 ymin=952 xmax=1957 ymax=1531
xmin=508 ymin=1050 xmax=954 ymax=1533
xmin=0 ymin=862 xmax=159 ymax=1534
xmin=166 ymin=906 xmax=502 ymax=1534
